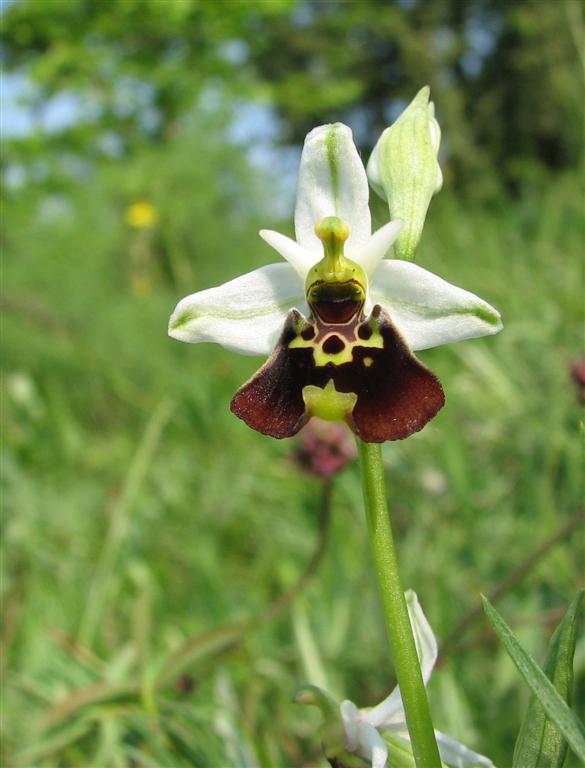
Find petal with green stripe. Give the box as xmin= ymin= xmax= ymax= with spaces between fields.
xmin=168 ymin=263 xmax=306 ymax=356
xmin=369 ymin=261 xmax=503 ymax=351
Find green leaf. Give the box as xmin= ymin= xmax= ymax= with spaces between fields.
xmin=14 ymin=717 xmax=95 ymax=767
xmin=482 ymin=595 xmax=585 ymax=763
xmin=513 ymin=591 xmax=584 ymax=767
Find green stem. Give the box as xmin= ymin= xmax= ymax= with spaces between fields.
xmin=358 ymin=440 xmax=441 ymax=768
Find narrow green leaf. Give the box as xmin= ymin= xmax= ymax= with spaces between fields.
xmin=155 ymin=622 xmax=244 ymax=688
xmin=14 ymin=717 xmax=94 ymax=766
xmin=39 ymin=680 xmax=139 ymax=732
xmin=481 ymin=595 xmax=585 ymax=762
xmin=513 ymin=591 xmax=584 ymax=767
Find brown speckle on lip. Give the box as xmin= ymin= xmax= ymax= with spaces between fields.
xmin=322 ymin=335 xmax=345 ymax=355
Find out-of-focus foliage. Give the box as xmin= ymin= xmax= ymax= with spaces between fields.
xmin=2 ymin=1 xmax=584 ymax=767
xmin=3 ymin=152 xmax=584 ymax=764
xmin=472 ymin=0 xmax=585 ymax=190
xmin=2 ymin=0 xmax=584 ymax=193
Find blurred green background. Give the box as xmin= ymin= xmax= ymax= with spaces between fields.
xmin=1 ymin=1 xmax=584 ymax=766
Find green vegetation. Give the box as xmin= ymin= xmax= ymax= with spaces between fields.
xmin=2 ymin=0 xmax=582 ymax=192
xmin=2 ymin=1 xmax=583 ymax=765
xmin=3 ymin=139 xmax=583 ymax=763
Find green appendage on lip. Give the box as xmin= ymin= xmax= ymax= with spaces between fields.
xmin=303 ymin=380 xmax=357 ymax=423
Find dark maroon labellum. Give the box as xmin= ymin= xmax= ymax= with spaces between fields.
xmin=230 ymin=305 xmax=445 ymax=442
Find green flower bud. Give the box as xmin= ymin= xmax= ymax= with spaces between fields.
xmin=367 ymin=86 xmax=442 ymax=262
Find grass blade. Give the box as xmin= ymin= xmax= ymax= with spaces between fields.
xmin=513 ymin=590 xmax=584 ymax=767
xmin=14 ymin=718 xmax=94 ymax=766
xmin=481 ymin=595 xmax=585 ymax=762
xmin=78 ymin=397 xmax=176 ymax=648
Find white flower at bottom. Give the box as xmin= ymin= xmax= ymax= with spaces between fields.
xmin=298 ymin=592 xmax=494 ymax=768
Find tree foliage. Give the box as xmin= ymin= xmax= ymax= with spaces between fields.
xmin=2 ymin=0 xmax=583 ymax=193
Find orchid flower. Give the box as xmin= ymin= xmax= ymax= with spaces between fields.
xmin=297 ymin=591 xmax=495 ymax=768
xmin=169 ymin=123 xmax=502 ymax=442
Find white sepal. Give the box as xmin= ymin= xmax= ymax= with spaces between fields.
xmin=369 ymin=260 xmax=503 ymax=351
xmin=340 ymin=700 xmax=361 ymax=752
xmin=406 ymin=589 xmax=438 ymax=688
xmin=259 ymin=229 xmax=317 ymax=280
xmin=295 ymin=123 xmax=371 ymax=255
xmin=364 ymin=590 xmax=437 ymax=728
xmin=168 ymin=263 xmax=306 ymax=356
xmin=435 ymin=731 xmax=495 ymax=768
xmin=339 ymin=700 xmax=389 ymax=768
xmin=362 ymin=723 xmax=389 ymax=768
xmin=352 ymin=220 xmax=404 ymax=276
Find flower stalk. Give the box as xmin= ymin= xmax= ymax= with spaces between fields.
xmin=358 ymin=440 xmax=441 ymax=768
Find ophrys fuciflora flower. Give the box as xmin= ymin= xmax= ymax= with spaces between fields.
xmin=169 ymin=123 xmax=502 ymax=441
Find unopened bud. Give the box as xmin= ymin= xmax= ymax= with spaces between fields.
xmin=367 ymin=86 xmax=442 ymax=261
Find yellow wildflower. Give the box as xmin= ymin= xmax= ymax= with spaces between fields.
xmin=125 ymin=201 xmax=159 ymax=229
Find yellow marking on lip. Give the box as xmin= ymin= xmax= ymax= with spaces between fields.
xmin=289 ymin=331 xmax=383 ymax=367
